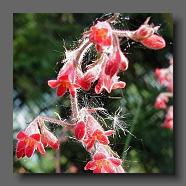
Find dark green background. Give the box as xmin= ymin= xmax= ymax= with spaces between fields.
xmin=13 ymin=13 xmax=173 ymax=173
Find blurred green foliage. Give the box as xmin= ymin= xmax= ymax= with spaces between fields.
xmin=13 ymin=13 xmax=173 ymax=173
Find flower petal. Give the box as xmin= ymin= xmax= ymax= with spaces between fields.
xmin=108 ymin=157 xmax=122 ymax=167
xmin=112 ymin=81 xmax=126 ymax=90
xmin=16 ymin=131 xmax=27 ymax=140
xmin=104 ymin=130 xmax=115 ymax=136
xmin=103 ymin=163 xmax=116 ymax=173
xmin=30 ymin=133 xmax=41 ymax=141
xmin=86 ymin=139 xmax=95 ymax=151
xmin=37 ymin=142 xmax=46 ymax=155
xmin=25 ymin=142 xmax=35 ymax=158
xmin=97 ymin=134 xmax=109 ymax=145
xmin=84 ymin=161 xmax=96 ymax=170
xmin=57 ymin=86 xmax=66 ymax=97
xmin=93 ymin=167 xmax=102 ymax=173
xmin=16 ymin=141 xmax=26 ymax=158
xmin=93 ymin=152 xmax=106 ymax=160
xmin=48 ymin=80 xmax=59 ymax=88
xmin=48 ymin=141 xmax=59 ymax=150
xmin=78 ymin=78 xmax=91 ymax=91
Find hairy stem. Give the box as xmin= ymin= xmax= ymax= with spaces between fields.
xmin=70 ymin=91 xmax=79 ymax=121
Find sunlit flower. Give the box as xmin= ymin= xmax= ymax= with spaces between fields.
xmin=89 ymin=21 xmax=113 ymax=52
xmin=141 ymin=34 xmax=165 ymax=50
xmin=48 ymin=62 xmax=80 ymax=97
xmin=105 ymin=49 xmax=128 ymax=77
xmin=74 ymin=120 xmax=86 ymax=140
xmin=16 ymin=131 xmax=45 ymax=158
xmin=78 ymin=64 xmax=102 ymax=91
xmin=95 ymin=68 xmax=126 ymax=94
xmin=130 ymin=17 xmax=165 ymax=50
xmin=40 ymin=126 xmax=59 ymax=150
xmin=84 ymin=152 xmax=122 ymax=173
xmin=84 ymin=129 xmax=114 ymax=151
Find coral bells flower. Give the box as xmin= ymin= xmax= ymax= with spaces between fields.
xmin=130 ymin=17 xmax=165 ymax=50
xmin=40 ymin=126 xmax=59 ymax=150
xmin=161 ymin=106 xmax=173 ymax=129
xmin=74 ymin=120 xmax=86 ymax=140
xmin=154 ymin=94 xmax=169 ymax=109
xmin=95 ymin=72 xmax=126 ymax=94
xmin=140 ymin=34 xmax=166 ymax=50
xmin=16 ymin=130 xmax=45 ymax=158
xmin=105 ymin=49 xmax=128 ymax=77
xmin=78 ymin=64 xmax=102 ymax=91
xmin=84 ymin=152 xmax=122 ymax=173
xmin=89 ymin=21 xmax=113 ymax=52
xmin=48 ymin=62 xmax=79 ymax=97
xmin=84 ymin=129 xmax=114 ymax=151
xmin=155 ymin=66 xmax=173 ymax=92
xmin=132 ymin=17 xmax=160 ymax=41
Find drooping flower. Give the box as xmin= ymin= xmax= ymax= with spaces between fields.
xmin=40 ymin=125 xmax=59 ymax=150
xmin=105 ymin=49 xmax=128 ymax=77
xmin=78 ymin=63 xmax=102 ymax=91
xmin=104 ymin=34 xmax=128 ymax=77
xmin=89 ymin=21 xmax=113 ymax=52
xmin=161 ymin=106 xmax=173 ymax=129
xmin=132 ymin=17 xmax=160 ymax=41
xmin=16 ymin=130 xmax=45 ymax=158
xmin=140 ymin=34 xmax=166 ymax=50
xmin=130 ymin=17 xmax=165 ymax=50
xmin=84 ymin=152 xmax=122 ymax=173
xmin=95 ymin=68 xmax=126 ymax=94
xmin=48 ymin=61 xmax=80 ymax=97
xmin=154 ymin=94 xmax=169 ymax=109
xmin=84 ymin=129 xmax=114 ymax=151
xmin=74 ymin=120 xmax=86 ymax=140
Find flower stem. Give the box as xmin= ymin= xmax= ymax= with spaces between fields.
xmin=70 ymin=91 xmax=79 ymax=121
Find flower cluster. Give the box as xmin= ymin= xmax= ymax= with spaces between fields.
xmin=15 ymin=15 xmax=166 ymax=173
xmin=48 ymin=17 xmax=165 ymax=98
xmin=84 ymin=152 xmax=122 ymax=173
xmin=154 ymin=55 xmax=173 ymax=129
xmin=16 ymin=120 xmax=59 ymax=158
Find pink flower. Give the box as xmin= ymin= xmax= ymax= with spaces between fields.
xmin=78 ymin=64 xmax=102 ymax=91
xmin=154 ymin=94 xmax=169 ymax=109
xmin=95 ymin=71 xmax=126 ymax=94
xmin=48 ymin=62 xmax=79 ymax=97
xmin=16 ymin=131 xmax=45 ymax=158
xmin=84 ymin=129 xmax=114 ymax=151
xmin=141 ymin=34 xmax=166 ymax=50
xmin=74 ymin=120 xmax=86 ymax=140
xmin=132 ymin=17 xmax=159 ymax=41
xmin=161 ymin=106 xmax=173 ymax=130
xmin=84 ymin=152 xmax=122 ymax=173
xmin=40 ymin=126 xmax=59 ymax=150
xmin=155 ymin=67 xmax=173 ymax=92
xmin=105 ymin=49 xmax=128 ymax=77
xmin=130 ymin=17 xmax=165 ymax=50
xmin=89 ymin=21 xmax=113 ymax=52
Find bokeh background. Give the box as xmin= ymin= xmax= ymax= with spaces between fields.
xmin=13 ymin=13 xmax=173 ymax=173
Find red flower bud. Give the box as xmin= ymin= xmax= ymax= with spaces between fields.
xmin=141 ymin=34 xmax=166 ymax=50
xmin=74 ymin=121 xmax=86 ymax=140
